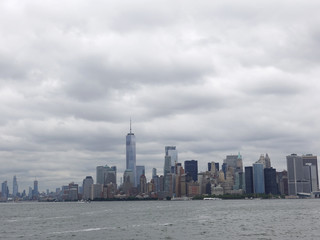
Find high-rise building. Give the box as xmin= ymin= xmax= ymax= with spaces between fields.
xmin=264 ymin=167 xmax=278 ymax=195
xmin=256 ymin=153 xmax=272 ymax=168
xmin=224 ymin=153 xmax=243 ymax=173
xmin=245 ymin=166 xmax=254 ymax=194
xmin=96 ymin=165 xmax=117 ymax=185
xmin=1 ymin=181 xmax=8 ymax=201
xmin=12 ymin=175 xmax=18 ymax=197
xmin=82 ymin=176 xmax=93 ymax=200
xmin=136 ymin=165 xmax=145 ymax=188
xmin=33 ymin=180 xmax=39 ymax=198
xmin=184 ymin=160 xmax=198 ymax=182
xmin=253 ymin=163 xmax=265 ymax=194
xmin=126 ymin=121 xmax=136 ymax=186
xmin=276 ymin=170 xmax=288 ymax=195
xmin=287 ymin=154 xmax=312 ymax=195
xmin=302 ymin=154 xmax=318 ymax=190
xmin=164 ymin=146 xmax=178 ymax=174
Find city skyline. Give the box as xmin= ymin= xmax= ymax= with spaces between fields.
xmin=1 ymin=1 xmax=320 ymax=191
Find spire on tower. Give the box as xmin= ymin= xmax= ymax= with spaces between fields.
xmin=130 ymin=118 xmax=132 ymax=133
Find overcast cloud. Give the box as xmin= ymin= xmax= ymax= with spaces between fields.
xmin=1 ymin=0 xmax=320 ymax=192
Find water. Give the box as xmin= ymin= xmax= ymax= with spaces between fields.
xmin=1 ymin=199 xmax=320 ymax=240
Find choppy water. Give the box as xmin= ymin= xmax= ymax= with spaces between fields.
xmin=1 ymin=199 xmax=320 ymax=240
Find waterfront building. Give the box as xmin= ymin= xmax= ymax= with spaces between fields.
xmin=33 ymin=180 xmax=39 ymax=199
xmin=287 ymin=154 xmax=312 ymax=195
xmin=12 ymin=176 xmax=18 ymax=197
xmin=126 ymin=120 xmax=136 ymax=186
xmin=256 ymin=154 xmax=271 ymax=169
xmin=253 ymin=163 xmax=265 ymax=194
xmin=264 ymin=167 xmax=278 ymax=195
xmin=68 ymin=182 xmax=79 ymax=201
xmin=184 ymin=160 xmax=198 ymax=182
xmin=136 ymin=165 xmax=145 ymax=189
xmin=224 ymin=153 xmax=243 ymax=173
xmin=245 ymin=166 xmax=254 ymax=194
xmin=165 ymin=146 xmax=178 ymax=169
xmin=91 ymin=184 xmax=103 ymax=200
xmin=123 ymin=169 xmax=134 ymax=195
xmin=302 ymin=154 xmax=318 ymax=190
xmin=276 ymin=170 xmax=288 ymax=195
xmin=82 ymin=176 xmax=93 ymax=200
xmin=1 ymin=181 xmax=8 ymax=201
xmin=96 ymin=165 xmax=117 ymax=185
xmin=139 ymin=174 xmax=147 ymax=194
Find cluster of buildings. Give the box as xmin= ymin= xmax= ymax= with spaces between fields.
xmin=0 ymin=125 xmax=319 ymax=201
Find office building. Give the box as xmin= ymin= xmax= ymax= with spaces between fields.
xmin=1 ymin=181 xmax=8 ymax=201
xmin=184 ymin=160 xmax=198 ymax=182
xmin=33 ymin=180 xmax=39 ymax=198
xmin=96 ymin=165 xmax=117 ymax=185
xmin=165 ymin=146 xmax=178 ymax=168
xmin=136 ymin=165 xmax=145 ymax=188
xmin=82 ymin=176 xmax=93 ymax=200
xmin=253 ymin=163 xmax=265 ymax=194
xmin=126 ymin=121 xmax=136 ymax=186
xmin=224 ymin=153 xmax=243 ymax=173
xmin=12 ymin=176 xmax=18 ymax=197
xmin=245 ymin=166 xmax=254 ymax=194
xmin=302 ymin=154 xmax=318 ymax=190
xmin=287 ymin=154 xmax=312 ymax=195
xmin=264 ymin=167 xmax=278 ymax=195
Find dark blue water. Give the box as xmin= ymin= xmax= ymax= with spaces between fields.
xmin=1 ymin=199 xmax=320 ymax=239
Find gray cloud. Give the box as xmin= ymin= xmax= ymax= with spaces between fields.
xmin=0 ymin=0 xmax=320 ymax=191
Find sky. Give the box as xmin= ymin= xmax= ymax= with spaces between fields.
xmin=1 ymin=0 xmax=320 ymax=192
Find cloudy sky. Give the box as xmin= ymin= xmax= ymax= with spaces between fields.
xmin=1 ymin=0 xmax=320 ymax=192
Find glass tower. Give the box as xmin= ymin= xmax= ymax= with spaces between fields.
xmin=126 ymin=121 xmax=136 ymax=186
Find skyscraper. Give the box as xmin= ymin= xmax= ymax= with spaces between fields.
xmin=245 ymin=166 xmax=254 ymax=194
xmin=33 ymin=180 xmax=39 ymax=198
xmin=136 ymin=165 xmax=145 ymax=188
xmin=165 ymin=146 xmax=178 ymax=173
xmin=302 ymin=154 xmax=318 ymax=190
xmin=287 ymin=154 xmax=312 ymax=195
xmin=184 ymin=160 xmax=198 ymax=182
xmin=224 ymin=153 xmax=243 ymax=173
xmin=126 ymin=121 xmax=136 ymax=186
xmin=82 ymin=176 xmax=93 ymax=200
xmin=253 ymin=163 xmax=265 ymax=194
xmin=13 ymin=175 xmax=18 ymax=197
xmin=264 ymin=167 xmax=278 ymax=195
xmin=1 ymin=181 xmax=8 ymax=201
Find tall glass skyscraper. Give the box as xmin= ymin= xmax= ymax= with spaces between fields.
xmin=253 ymin=163 xmax=265 ymax=194
xmin=126 ymin=121 xmax=136 ymax=186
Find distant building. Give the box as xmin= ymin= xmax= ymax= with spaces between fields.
xmin=264 ymin=168 xmax=278 ymax=195
xmin=96 ymin=165 xmax=117 ymax=186
xmin=12 ymin=176 xmax=18 ymax=197
xmin=33 ymin=180 xmax=39 ymax=199
xmin=1 ymin=181 xmax=8 ymax=201
xmin=139 ymin=174 xmax=147 ymax=194
xmin=256 ymin=153 xmax=271 ymax=169
xmin=224 ymin=153 xmax=243 ymax=173
xmin=302 ymin=154 xmax=318 ymax=190
xmin=184 ymin=160 xmax=198 ymax=182
xmin=82 ymin=176 xmax=93 ymax=200
xmin=136 ymin=165 xmax=145 ymax=188
xmin=68 ymin=182 xmax=79 ymax=201
xmin=287 ymin=154 xmax=312 ymax=195
xmin=165 ymin=146 xmax=178 ymax=169
xmin=276 ymin=170 xmax=288 ymax=195
xmin=253 ymin=163 xmax=265 ymax=194
xmin=126 ymin=121 xmax=136 ymax=187
xmin=91 ymin=184 xmax=103 ymax=200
